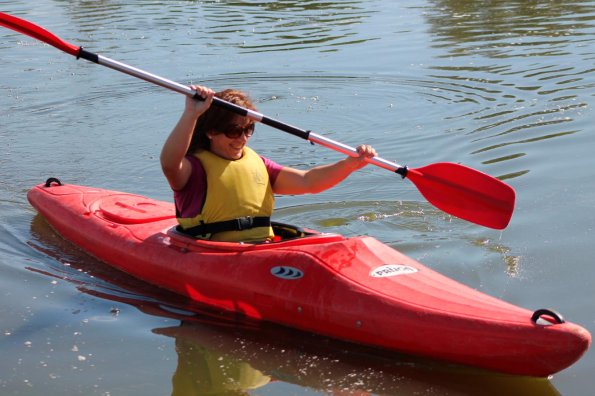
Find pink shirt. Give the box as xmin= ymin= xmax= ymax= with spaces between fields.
xmin=174 ymin=154 xmax=283 ymax=218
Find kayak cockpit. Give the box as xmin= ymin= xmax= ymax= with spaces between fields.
xmin=166 ymin=222 xmax=346 ymax=252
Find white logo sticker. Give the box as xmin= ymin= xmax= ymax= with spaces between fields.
xmin=370 ymin=264 xmax=418 ymax=278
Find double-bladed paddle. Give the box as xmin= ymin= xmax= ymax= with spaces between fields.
xmin=0 ymin=12 xmax=515 ymax=229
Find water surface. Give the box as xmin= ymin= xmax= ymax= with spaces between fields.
xmin=1 ymin=1 xmax=594 ymax=395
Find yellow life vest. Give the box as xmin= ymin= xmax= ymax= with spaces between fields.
xmin=177 ymin=147 xmax=275 ymax=242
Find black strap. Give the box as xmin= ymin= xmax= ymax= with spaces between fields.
xmin=181 ymin=216 xmax=271 ymax=237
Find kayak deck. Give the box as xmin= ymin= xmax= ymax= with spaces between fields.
xmin=27 ymin=179 xmax=591 ymax=377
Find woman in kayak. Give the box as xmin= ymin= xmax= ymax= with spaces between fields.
xmin=160 ymin=85 xmax=376 ymax=243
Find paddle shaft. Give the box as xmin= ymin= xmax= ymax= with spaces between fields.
xmin=77 ymin=48 xmax=407 ymax=176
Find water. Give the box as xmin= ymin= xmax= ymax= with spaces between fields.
xmin=1 ymin=0 xmax=594 ymax=394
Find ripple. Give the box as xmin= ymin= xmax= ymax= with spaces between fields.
xmin=419 ymin=0 xmax=595 ymax=177
xmin=59 ymin=0 xmax=379 ymax=54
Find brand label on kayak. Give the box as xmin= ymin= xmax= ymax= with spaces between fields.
xmin=271 ymin=266 xmax=304 ymax=280
xmin=370 ymin=264 xmax=418 ymax=278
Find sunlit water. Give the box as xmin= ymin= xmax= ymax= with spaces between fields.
xmin=1 ymin=1 xmax=594 ymax=395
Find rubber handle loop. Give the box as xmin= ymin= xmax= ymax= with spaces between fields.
xmin=531 ymin=308 xmax=565 ymax=324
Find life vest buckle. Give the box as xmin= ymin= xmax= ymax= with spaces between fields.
xmin=236 ymin=216 xmax=254 ymax=231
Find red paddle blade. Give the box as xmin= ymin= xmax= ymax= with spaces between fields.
xmin=0 ymin=12 xmax=80 ymax=56
xmin=406 ymin=163 xmax=515 ymax=230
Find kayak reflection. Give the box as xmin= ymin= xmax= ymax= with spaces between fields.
xmin=155 ymin=319 xmax=562 ymax=396
xmin=165 ymin=322 xmax=271 ymax=396
xmin=28 ymin=214 xmax=561 ymax=396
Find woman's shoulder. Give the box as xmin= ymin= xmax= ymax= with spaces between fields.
xmin=184 ymin=154 xmax=206 ymax=178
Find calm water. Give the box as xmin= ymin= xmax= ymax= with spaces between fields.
xmin=1 ymin=0 xmax=594 ymax=395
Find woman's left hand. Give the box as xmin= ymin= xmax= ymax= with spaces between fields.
xmin=348 ymin=144 xmax=377 ymax=170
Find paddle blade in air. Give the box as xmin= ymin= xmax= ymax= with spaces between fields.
xmin=0 ymin=12 xmax=80 ymax=56
xmin=406 ymin=163 xmax=515 ymax=230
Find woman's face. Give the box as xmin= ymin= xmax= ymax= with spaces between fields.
xmin=207 ymin=116 xmax=254 ymax=160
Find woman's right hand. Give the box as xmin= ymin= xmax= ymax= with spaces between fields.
xmin=185 ymin=85 xmax=215 ymax=117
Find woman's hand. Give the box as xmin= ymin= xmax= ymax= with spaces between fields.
xmin=345 ymin=144 xmax=377 ymax=170
xmin=184 ymin=85 xmax=215 ymax=118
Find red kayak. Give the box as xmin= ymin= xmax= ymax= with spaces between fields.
xmin=28 ymin=178 xmax=590 ymax=377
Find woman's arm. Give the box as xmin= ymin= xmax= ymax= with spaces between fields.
xmin=160 ymin=85 xmax=214 ymax=191
xmin=272 ymin=145 xmax=376 ymax=195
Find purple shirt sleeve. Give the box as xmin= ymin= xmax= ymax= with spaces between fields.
xmin=174 ymin=154 xmax=283 ymax=219
xmin=174 ymin=155 xmax=206 ymax=219
xmin=261 ymin=155 xmax=283 ymax=186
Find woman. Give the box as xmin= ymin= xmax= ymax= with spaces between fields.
xmin=160 ymin=85 xmax=376 ymax=243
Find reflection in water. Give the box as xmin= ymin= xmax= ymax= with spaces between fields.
xmin=471 ymin=237 xmax=520 ymax=277
xmin=59 ymin=0 xmax=378 ymax=53
xmin=421 ymin=0 xmax=594 ymax=175
xmin=203 ymin=0 xmax=378 ymax=53
xmin=157 ymin=320 xmax=562 ymax=396
xmin=168 ymin=323 xmax=270 ymax=396
xmin=426 ymin=1 xmax=594 ymax=58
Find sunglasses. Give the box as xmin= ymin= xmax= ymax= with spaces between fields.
xmin=220 ymin=123 xmax=255 ymax=139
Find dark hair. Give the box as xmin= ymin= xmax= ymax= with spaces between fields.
xmin=187 ymin=89 xmax=258 ymax=154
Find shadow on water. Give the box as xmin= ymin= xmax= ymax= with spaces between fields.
xmin=26 ymin=214 xmax=558 ymax=396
